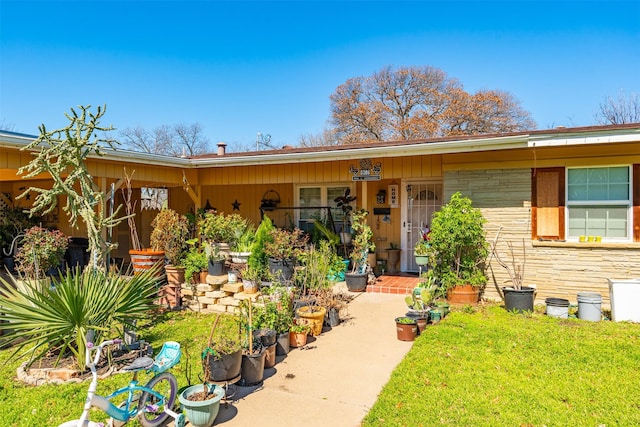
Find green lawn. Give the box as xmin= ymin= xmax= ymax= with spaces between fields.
xmin=2 ymin=306 xmax=640 ymax=426
xmin=363 ymin=305 xmax=640 ymax=427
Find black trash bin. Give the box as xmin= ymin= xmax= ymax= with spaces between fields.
xmin=66 ymin=237 xmax=90 ymax=269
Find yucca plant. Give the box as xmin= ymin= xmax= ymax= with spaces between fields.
xmin=0 ymin=266 xmax=161 ymax=370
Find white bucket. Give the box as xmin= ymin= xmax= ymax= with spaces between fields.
xmin=608 ymin=278 xmax=640 ymax=322
xmin=577 ymin=292 xmax=602 ymax=322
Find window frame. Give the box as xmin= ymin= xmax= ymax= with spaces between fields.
xmin=565 ymin=165 xmax=632 ymax=242
xmin=295 ymin=183 xmax=355 ymax=231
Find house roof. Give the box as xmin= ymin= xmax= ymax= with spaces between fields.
xmin=2 ymin=123 xmax=639 ymax=169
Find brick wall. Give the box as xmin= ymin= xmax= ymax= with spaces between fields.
xmin=444 ymin=169 xmax=640 ymax=307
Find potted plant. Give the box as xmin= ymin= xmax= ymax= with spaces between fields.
xmin=345 ymin=209 xmax=375 ymax=292
xmin=427 ymin=192 xmax=488 ymax=305
xmin=394 ymin=316 xmax=418 ymax=341
xmin=179 ymin=314 xmax=230 ymax=427
xmin=183 ymin=240 xmax=208 ymax=284
xmin=289 ymin=320 xmax=311 ymax=348
xmin=150 ymin=208 xmax=190 ymax=308
xmin=413 ymin=226 xmax=431 ymax=266
xmin=490 ymin=226 xmax=535 ymax=313
xmin=229 ymin=223 xmax=255 ymax=264
xmin=241 ymin=264 xmax=262 ymax=293
xmin=14 ymin=225 xmax=68 ymax=292
xmin=239 ymin=299 xmax=266 ymax=386
xmin=385 ymin=242 xmax=401 ymax=274
xmin=263 ymin=227 xmax=307 ymax=281
xmin=198 ymin=212 xmax=247 ymax=260
xmin=334 ymin=188 xmax=356 ymax=245
xmin=203 ymin=241 xmax=226 ymax=276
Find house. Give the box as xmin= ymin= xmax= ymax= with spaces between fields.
xmin=2 ymin=123 xmax=639 ymax=307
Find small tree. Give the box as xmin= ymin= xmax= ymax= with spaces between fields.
xmin=17 ymin=105 xmax=125 ymax=270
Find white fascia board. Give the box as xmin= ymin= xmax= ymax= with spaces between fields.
xmin=528 ymin=129 xmax=640 ymax=148
xmin=189 ymin=135 xmax=530 ymax=168
xmin=0 ymin=132 xmax=191 ymax=167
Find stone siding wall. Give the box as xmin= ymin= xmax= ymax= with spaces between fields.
xmin=444 ymin=169 xmax=640 ymax=308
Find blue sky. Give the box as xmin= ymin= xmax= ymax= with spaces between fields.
xmin=1 ymin=0 xmax=639 ymax=151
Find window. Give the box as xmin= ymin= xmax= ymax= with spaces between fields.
xmin=297 ymin=184 xmax=353 ymax=233
xmin=532 ymin=165 xmax=639 ymax=242
xmin=567 ymin=167 xmax=631 ymax=239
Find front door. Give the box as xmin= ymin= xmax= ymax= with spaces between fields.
xmin=401 ymin=181 xmax=443 ymax=272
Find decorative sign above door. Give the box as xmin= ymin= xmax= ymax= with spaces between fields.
xmin=349 ymin=158 xmax=382 ymax=181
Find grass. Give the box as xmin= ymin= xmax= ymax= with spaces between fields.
xmin=363 ymin=304 xmax=640 ymax=427
xmin=2 ymin=305 xmax=640 ymax=426
xmin=0 ymin=311 xmax=236 ymax=426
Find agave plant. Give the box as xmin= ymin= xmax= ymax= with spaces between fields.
xmin=0 ymin=267 xmax=161 ymax=370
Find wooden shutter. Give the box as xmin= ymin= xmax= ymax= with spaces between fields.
xmin=634 ymin=164 xmax=640 ymax=242
xmin=531 ymin=167 xmax=565 ymax=240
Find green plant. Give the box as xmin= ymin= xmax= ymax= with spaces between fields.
xmin=17 ymin=105 xmax=126 ymax=270
xmin=263 ymin=227 xmax=307 ymax=260
xmin=395 ymin=316 xmax=416 ymax=324
xmin=295 ymin=240 xmax=335 ymax=295
xmin=334 ymin=188 xmax=356 ymax=235
xmin=232 ymin=224 xmax=256 ymax=252
xmin=14 ymin=226 xmax=68 ymax=280
xmin=312 ymin=216 xmax=341 ymax=247
xmin=150 ymin=208 xmax=190 ymax=266
xmin=0 ymin=266 xmax=161 ymax=370
xmin=349 ymin=209 xmax=375 ymax=274
xmin=290 ymin=321 xmax=311 ymax=335
xmin=241 ymin=264 xmax=263 ymax=282
xmin=247 ymin=215 xmax=275 ymax=276
xmin=198 ymin=212 xmax=247 ymax=245
xmin=203 ymin=241 xmax=226 ymax=261
xmin=183 ymin=241 xmax=208 ymax=282
xmin=427 ymin=192 xmax=488 ymax=290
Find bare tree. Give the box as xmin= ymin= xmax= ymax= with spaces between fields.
xmin=119 ymin=123 xmax=211 ymax=156
xmin=0 ymin=119 xmax=16 ymax=132
xmin=595 ymin=91 xmax=640 ymax=125
xmin=330 ymin=65 xmax=535 ymax=144
xmin=297 ymin=127 xmax=340 ymax=147
xmin=173 ymin=122 xmax=210 ymax=156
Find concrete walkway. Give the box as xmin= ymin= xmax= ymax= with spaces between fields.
xmin=178 ymin=287 xmax=413 ymax=427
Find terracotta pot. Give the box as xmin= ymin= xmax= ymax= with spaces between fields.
xmin=446 ymin=284 xmax=479 ymax=305
xmin=289 ymin=331 xmax=308 ymax=348
xmin=129 ymin=249 xmax=165 ymax=278
xmin=395 ymin=317 xmax=418 ymax=341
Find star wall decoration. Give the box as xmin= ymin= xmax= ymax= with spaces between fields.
xmin=232 ymin=199 xmax=241 ymax=211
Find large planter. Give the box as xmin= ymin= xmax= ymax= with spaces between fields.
xmin=205 ymin=348 xmax=242 ymax=382
xmin=446 ymin=284 xmax=479 ymax=305
xmin=395 ymin=317 xmax=418 ymax=341
xmin=268 ymin=258 xmax=295 ymax=281
xmin=386 ymin=249 xmax=400 ymax=274
xmin=178 ymin=384 xmax=225 ymax=427
xmin=240 ymin=348 xmax=266 ymax=386
xmin=345 ymin=272 xmax=368 ymax=292
xmin=296 ymin=306 xmax=326 ymax=336
xmin=129 ymin=249 xmax=165 ymax=277
xmin=503 ymin=286 xmax=535 ymax=313
xmin=207 ymin=258 xmax=226 ymax=276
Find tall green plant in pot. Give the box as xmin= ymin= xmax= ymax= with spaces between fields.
xmin=151 ymin=208 xmax=190 ymax=308
xmin=345 ymin=209 xmax=375 ymax=292
xmin=427 ymin=192 xmax=489 ymax=304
